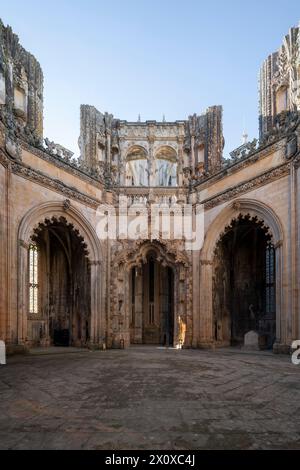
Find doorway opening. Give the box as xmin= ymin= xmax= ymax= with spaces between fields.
xmin=213 ymin=215 xmax=276 ymax=348
xmin=129 ymin=252 xmax=174 ymax=346
xmin=27 ymin=217 xmax=91 ymax=347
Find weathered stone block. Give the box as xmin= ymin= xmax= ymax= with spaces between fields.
xmin=244 ymin=331 xmax=260 ymax=350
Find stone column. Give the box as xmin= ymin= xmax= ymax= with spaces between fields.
xmin=192 ymin=250 xmax=200 ymax=348
xmin=111 ymin=264 xmax=131 ymax=348
xmin=106 ymin=130 xmax=111 ymax=165
xmin=182 ymin=267 xmax=193 ymax=348
xmin=5 ymin=163 xmax=12 ymax=344
xmin=89 ymin=260 xmax=104 ymax=347
xmin=190 ymin=134 xmax=195 ymax=171
xmin=119 ymin=137 xmax=126 ymax=186
xmin=123 ymin=267 xmax=130 ymax=347
xmin=290 ymin=161 xmax=298 ymax=341
xmin=274 ymin=241 xmax=283 ymax=347
xmin=148 ymin=125 xmax=155 ymax=186
xmin=177 ymin=137 xmax=184 ymax=186
xmin=297 ymin=160 xmax=300 ymax=343
xmin=173 ymin=269 xmax=180 ymax=346
xmin=0 ymin=161 xmax=8 ymax=343
xmin=149 ymin=146 xmax=155 ymax=186
xmin=17 ymin=240 xmax=29 ymax=346
xmin=134 ymin=266 xmax=143 ymax=343
xmin=198 ymin=260 xmax=214 ymax=347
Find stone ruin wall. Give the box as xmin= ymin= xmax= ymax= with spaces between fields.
xmin=259 ymin=22 xmax=300 ymax=138
xmin=0 ymin=20 xmax=43 ymax=141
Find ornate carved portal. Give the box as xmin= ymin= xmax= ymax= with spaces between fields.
xmin=212 ymin=215 xmax=276 ymax=348
xmin=110 ymin=241 xmax=191 ymax=349
xmin=129 ymin=256 xmax=174 ymax=345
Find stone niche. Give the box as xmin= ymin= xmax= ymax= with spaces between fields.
xmin=14 ymin=86 xmax=27 ymax=117
xmin=276 ymin=86 xmax=288 ymax=114
xmin=0 ymin=72 xmax=5 ymax=105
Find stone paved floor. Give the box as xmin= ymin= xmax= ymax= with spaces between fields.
xmin=0 ymin=346 xmax=299 ymax=450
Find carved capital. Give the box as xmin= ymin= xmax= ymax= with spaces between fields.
xmin=200 ymin=259 xmax=213 ymax=266
xmin=63 ymin=199 xmax=71 ymax=211
xmin=274 ymin=239 xmax=283 ymax=249
xmin=19 ymin=239 xmax=29 ymax=249
xmin=232 ymin=201 xmax=241 ymax=211
xmin=89 ymin=260 xmax=101 ymax=266
xmin=148 ymin=135 xmax=155 ymax=144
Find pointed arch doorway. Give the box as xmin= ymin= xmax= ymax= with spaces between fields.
xmin=111 ymin=240 xmax=190 ymax=349
xmin=213 ymin=215 xmax=276 ymax=348
xmin=28 ymin=216 xmax=91 ymax=347
xmin=129 ymin=250 xmax=175 ymax=346
xmin=17 ymin=201 xmax=104 ymax=349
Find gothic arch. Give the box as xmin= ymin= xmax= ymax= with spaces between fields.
xmin=18 ymin=201 xmax=103 ymax=261
xmin=113 ymin=240 xmax=190 ymax=271
xmin=17 ymin=201 xmax=105 ymax=347
xmin=201 ymin=199 xmax=284 ymax=262
xmin=110 ymin=240 xmax=191 ymax=348
xmin=199 ymin=199 xmax=284 ymax=348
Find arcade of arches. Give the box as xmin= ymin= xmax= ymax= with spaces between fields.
xmin=16 ymin=206 xmax=283 ymax=352
xmin=1 ymin=19 xmax=300 ymax=357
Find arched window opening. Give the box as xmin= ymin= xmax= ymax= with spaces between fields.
xmin=29 ymin=244 xmax=39 ymax=315
xmin=126 ymin=146 xmax=149 ymax=187
xmin=155 ymin=146 xmax=177 ymax=187
xmin=265 ymin=244 xmax=276 ymax=315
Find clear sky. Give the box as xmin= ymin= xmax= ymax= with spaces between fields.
xmin=1 ymin=0 xmax=299 ymax=157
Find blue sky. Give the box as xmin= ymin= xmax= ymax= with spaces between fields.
xmin=1 ymin=0 xmax=299 ymax=157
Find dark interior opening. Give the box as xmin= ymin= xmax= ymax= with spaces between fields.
xmin=213 ymin=215 xmax=276 ymax=348
xmin=130 ymin=253 xmax=174 ymax=346
xmin=31 ymin=217 xmax=91 ymax=347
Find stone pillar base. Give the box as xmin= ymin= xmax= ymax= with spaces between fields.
xmin=40 ymin=337 xmax=51 ymax=348
xmin=183 ymin=334 xmax=193 ymax=348
xmin=273 ymin=342 xmax=291 ymax=354
xmin=88 ymin=342 xmax=106 ymax=351
xmin=6 ymin=344 xmax=29 ymax=356
xmin=197 ymin=340 xmax=215 ymax=349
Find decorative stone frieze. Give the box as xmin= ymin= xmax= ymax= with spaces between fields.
xmin=10 ymin=160 xmax=101 ymax=208
xmin=202 ymin=163 xmax=291 ymax=210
